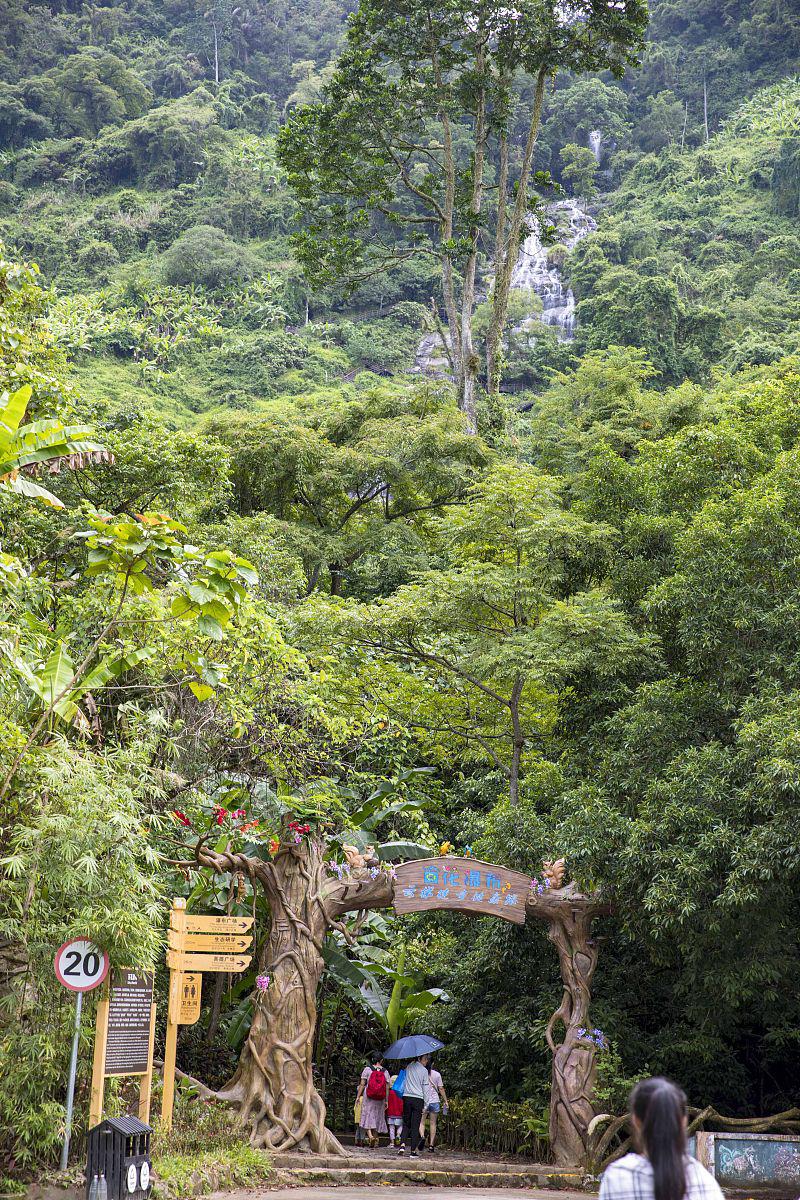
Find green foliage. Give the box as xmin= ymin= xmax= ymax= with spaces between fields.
xmin=0 ymin=383 xmax=105 ymax=509
xmin=207 ymin=381 xmax=486 ymax=595
xmin=559 ymin=144 xmax=599 ymax=200
xmin=445 ymin=1095 xmax=549 ymax=1159
xmin=153 ymin=1092 xmax=244 ymax=1156
xmin=3 ymin=0 xmax=800 ymax=1175
xmin=0 ymin=742 xmax=166 ymax=1168
xmin=305 ymin=460 xmax=651 ymax=802
xmin=161 ymin=226 xmax=256 ymax=290
xmin=569 ymin=80 xmax=800 ymax=381
xmin=593 ymin=1041 xmax=647 ymax=1115
xmin=152 ymin=1145 xmax=272 ymax=1200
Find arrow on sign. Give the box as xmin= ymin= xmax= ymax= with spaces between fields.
xmin=167 ymin=950 xmax=252 ymax=973
xmin=168 ymin=929 xmax=252 ymax=953
xmin=179 ymin=915 xmax=254 ymax=934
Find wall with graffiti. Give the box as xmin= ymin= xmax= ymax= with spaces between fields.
xmin=710 ymin=1135 xmax=800 ymax=1187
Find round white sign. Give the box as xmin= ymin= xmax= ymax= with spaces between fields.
xmin=139 ymin=1162 xmax=150 ymax=1191
xmin=54 ymin=938 xmax=109 ymax=992
xmin=126 ymin=1164 xmax=138 ymax=1194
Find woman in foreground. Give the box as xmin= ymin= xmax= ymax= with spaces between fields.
xmin=600 ymin=1078 xmax=724 ymax=1200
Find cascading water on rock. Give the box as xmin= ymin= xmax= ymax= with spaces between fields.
xmin=413 ymin=198 xmax=596 ymax=375
xmin=509 ymin=198 xmax=596 ymax=340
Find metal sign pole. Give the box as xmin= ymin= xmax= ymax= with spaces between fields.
xmin=60 ymin=990 xmax=84 ymax=1170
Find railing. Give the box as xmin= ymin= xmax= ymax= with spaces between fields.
xmin=443 ymin=1096 xmax=551 ymax=1161
xmin=322 ymin=1079 xmax=551 ymax=1162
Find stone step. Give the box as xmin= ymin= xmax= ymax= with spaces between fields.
xmin=273 ymin=1153 xmax=548 ymax=1173
xmin=273 ymin=1163 xmax=587 ymax=1189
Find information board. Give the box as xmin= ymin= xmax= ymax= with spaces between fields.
xmin=393 ymin=856 xmax=530 ymax=925
xmin=104 ymin=970 xmax=155 ymax=1076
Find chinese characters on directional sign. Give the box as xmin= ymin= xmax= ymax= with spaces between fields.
xmin=180 ymin=973 xmax=202 ymax=1025
xmin=392 ymin=856 xmax=530 ymax=925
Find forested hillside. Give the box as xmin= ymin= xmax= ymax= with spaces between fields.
xmin=2 ymin=0 xmax=800 ymax=1176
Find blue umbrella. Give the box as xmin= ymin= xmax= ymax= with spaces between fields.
xmin=384 ymin=1034 xmax=445 ymax=1059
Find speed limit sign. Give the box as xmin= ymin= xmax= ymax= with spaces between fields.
xmin=54 ymin=938 xmax=109 ymax=993
xmin=55 ymin=938 xmax=110 ymax=1171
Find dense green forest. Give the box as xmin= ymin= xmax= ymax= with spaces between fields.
xmin=2 ymin=0 xmax=800 ymax=1176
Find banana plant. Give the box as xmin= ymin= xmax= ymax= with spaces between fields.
xmin=7 ymin=641 xmax=154 ymax=731
xmin=331 ymin=768 xmax=436 ymax=863
xmin=0 ymin=383 xmax=110 ymax=508
xmin=323 ymin=924 xmax=448 ymax=1038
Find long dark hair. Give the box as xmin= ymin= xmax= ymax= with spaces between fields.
xmin=630 ymin=1078 xmax=688 ymax=1200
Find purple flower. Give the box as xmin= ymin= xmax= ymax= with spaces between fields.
xmin=256 ymin=974 xmax=270 ymax=992
xmin=577 ymin=1025 xmax=607 ymax=1049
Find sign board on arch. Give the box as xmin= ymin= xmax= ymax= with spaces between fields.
xmin=393 ymin=856 xmax=530 ymax=925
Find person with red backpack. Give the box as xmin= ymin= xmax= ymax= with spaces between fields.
xmin=356 ymin=1053 xmax=391 ymax=1147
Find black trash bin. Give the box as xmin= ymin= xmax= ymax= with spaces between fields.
xmin=86 ymin=1117 xmax=152 ymax=1200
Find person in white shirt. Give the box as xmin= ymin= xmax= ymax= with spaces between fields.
xmin=599 ymin=1078 xmax=724 ymax=1200
xmin=399 ymin=1054 xmax=429 ymax=1157
xmin=420 ymin=1059 xmax=448 ymax=1153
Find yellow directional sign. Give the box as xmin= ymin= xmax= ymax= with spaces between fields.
xmin=179 ymin=973 xmax=202 ymax=1025
xmin=163 ymin=900 xmax=256 ymax=1132
xmin=180 ymin=914 xmax=254 ymax=934
xmin=168 ymin=929 xmax=252 ymax=953
xmin=167 ymin=949 xmax=252 ymax=973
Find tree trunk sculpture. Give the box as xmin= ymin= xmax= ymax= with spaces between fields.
xmin=195 ymin=836 xmax=392 ymax=1154
xmin=527 ymin=884 xmax=611 ymax=1166
xmin=193 ymin=836 xmax=606 ymax=1164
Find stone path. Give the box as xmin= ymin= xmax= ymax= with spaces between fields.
xmin=268 ymin=1146 xmax=587 ymax=1191
xmin=221 ymin=1189 xmax=591 ymax=1200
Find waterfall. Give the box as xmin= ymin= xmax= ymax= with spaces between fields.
xmin=413 ymin=197 xmax=596 ymax=374
xmin=589 ymin=130 xmax=603 ymax=162
xmin=509 ymin=198 xmax=596 ymax=340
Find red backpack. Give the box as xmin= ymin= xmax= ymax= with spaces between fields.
xmin=366 ymin=1067 xmax=387 ymax=1100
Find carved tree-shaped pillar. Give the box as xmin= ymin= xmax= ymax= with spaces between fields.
xmin=197 ymin=836 xmax=391 ymax=1154
xmin=528 ymin=885 xmax=610 ymax=1166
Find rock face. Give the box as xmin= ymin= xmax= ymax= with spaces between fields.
xmin=413 ymin=198 xmax=596 ymax=375
xmin=509 ymin=199 xmax=596 ymax=340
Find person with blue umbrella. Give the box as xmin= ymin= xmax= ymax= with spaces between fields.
xmin=384 ymin=1035 xmax=445 ymax=1157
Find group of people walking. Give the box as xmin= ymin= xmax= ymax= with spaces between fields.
xmin=355 ymin=1052 xmax=448 ymax=1155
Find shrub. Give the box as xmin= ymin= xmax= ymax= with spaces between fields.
xmin=75 ymin=239 xmax=121 ymax=282
xmin=0 ymin=182 xmax=20 ymax=214
xmin=152 ymin=1147 xmax=272 ymax=1200
xmin=150 ymin=1091 xmax=272 ymax=1200
xmin=444 ymin=1096 xmax=550 ymax=1160
xmin=161 ymin=226 xmax=255 ymax=289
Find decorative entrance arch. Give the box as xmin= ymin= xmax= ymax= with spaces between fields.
xmin=191 ymin=836 xmax=609 ymax=1167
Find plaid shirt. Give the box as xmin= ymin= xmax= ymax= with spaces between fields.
xmin=600 ymin=1154 xmax=725 ymax=1200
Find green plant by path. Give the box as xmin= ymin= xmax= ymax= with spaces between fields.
xmin=152 ymin=1147 xmax=272 ymax=1200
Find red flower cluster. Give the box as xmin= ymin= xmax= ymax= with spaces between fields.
xmin=173 ymin=810 xmax=191 ymax=827
xmin=213 ymin=806 xmax=227 ymax=825
xmin=288 ymin=821 xmax=311 ymax=834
